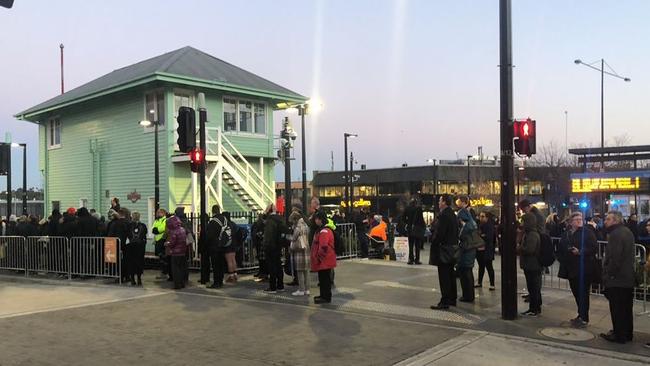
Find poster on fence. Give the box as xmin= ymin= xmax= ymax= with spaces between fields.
xmin=393 ymin=236 xmax=409 ymax=263
xmin=104 ymin=238 xmax=117 ymax=264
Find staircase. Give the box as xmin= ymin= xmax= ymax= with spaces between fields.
xmin=204 ymin=127 xmax=274 ymax=212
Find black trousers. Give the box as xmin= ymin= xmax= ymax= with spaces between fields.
xmin=437 ymin=263 xmax=457 ymax=305
xmin=458 ymin=267 xmax=475 ymax=301
xmin=209 ymin=250 xmax=225 ymax=285
xmin=524 ymin=270 xmax=542 ymax=312
xmin=200 ymin=250 xmax=211 ymax=283
xmin=266 ymin=248 xmax=284 ymax=290
xmin=476 ymin=251 xmax=495 ymax=286
xmin=408 ymin=236 xmax=421 ymax=262
xmin=569 ymin=276 xmax=591 ymax=322
xmin=605 ymin=287 xmax=634 ymax=341
xmin=358 ymin=232 xmax=369 ymax=258
xmin=318 ymin=269 xmax=332 ymax=301
xmin=171 ymin=255 xmax=187 ymax=289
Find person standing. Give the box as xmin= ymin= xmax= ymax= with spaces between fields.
xmin=222 ymin=211 xmax=240 ymax=284
xmin=251 ymin=213 xmax=268 ymax=282
xmin=626 ymin=214 xmax=640 ymax=243
xmin=108 ymin=208 xmax=130 ymax=283
xmin=165 ymin=216 xmax=188 ymax=290
xmin=289 ymin=208 xmax=311 ymax=296
xmin=430 ymin=194 xmax=459 ymax=310
xmin=206 ymin=205 xmax=226 ymax=289
xmin=600 ymin=211 xmax=635 ymax=344
xmin=476 ymin=211 xmax=496 ymax=290
xmin=311 ymin=210 xmax=336 ymax=304
xmin=263 ymin=204 xmax=288 ymax=293
xmin=557 ymin=212 xmax=597 ymax=327
xmin=405 ymin=198 xmax=425 ymax=265
xmin=518 ymin=212 xmax=542 ymax=316
xmin=456 ymin=196 xmax=477 ymax=303
xmin=152 ymin=209 xmax=168 ymax=280
xmin=352 ymin=208 xmax=369 ymax=260
xmin=128 ymin=211 xmax=148 ymax=286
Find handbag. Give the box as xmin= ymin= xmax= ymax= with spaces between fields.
xmin=460 ymin=230 xmax=485 ymax=250
xmin=440 ymin=243 xmax=461 ymax=264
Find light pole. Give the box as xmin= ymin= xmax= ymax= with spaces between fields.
xmin=11 ymin=143 xmax=27 ymax=215
xmin=343 ymin=132 xmax=357 ymax=220
xmin=467 ymin=155 xmax=472 ymax=197
xmin=427 ymin=158 xmax=438 ymax=213
xmin=139 ymin=111 xmax=160 ymax=213
xmin=295 ymin=100 xmax=322 ymax=214
xmin=574 ymin=59 xmax=630 ymax=157
xmin=564 ymin=110 xmax=568 ymax=154
xmin=281 ymin=117 xmax=297 ymax=222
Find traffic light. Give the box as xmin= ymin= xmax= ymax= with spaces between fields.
xmin=513 ymin=118 xmax=536 ymax=157
xmin=189 ymin=148 xmax=205 ymax=173
xmin=0 ymin=144 xmax=9 ymax=175
xmin=176 ymin=107 xmax=196 ymax=153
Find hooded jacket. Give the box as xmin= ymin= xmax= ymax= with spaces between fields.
xmin=519 ymin=212 xmax=541 ymax=271
xmin=263 ymin=213 xmax=288 ymax=250
xmin=311 ymin=225 xmax=336 ymax=272
xmin=165 ymin=216 xmax=188 ymax=256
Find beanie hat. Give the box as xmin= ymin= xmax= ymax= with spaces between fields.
xmin=67 ymin=207 xmax=77 ymax=215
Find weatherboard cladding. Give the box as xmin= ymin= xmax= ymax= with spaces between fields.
xmin=17 ymin=46 xmax=305 ymax=118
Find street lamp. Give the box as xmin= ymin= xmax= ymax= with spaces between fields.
xmin=344 ymin=132 xmax=358 ymax=220
xmin=10 ymin=143 xmax=27 ymax=215
xmin=139 ymin=109 xmax=160 ymax=213
xmin=467 ymin=155 xmax=472 ymax=197
xmin=427 ymin=158 xmax=438 ymax=212
xmin=281 ymin=117 xmax=298 ymax=222
xmin=296 ymin=99 xmax=323 ymax=213
xmin=573 ymin=59 xmax=630 ymax=156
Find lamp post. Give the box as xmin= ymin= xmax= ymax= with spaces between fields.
xmin=467 ymin=155 xmax=472 ymax=197
xmin=573 ymin=59 xmax=630 ymax=158
xmin=11 ymin=143 xmax=27 ymax=215
xmin=281 ymin=117 xmax=297 ymax=222
xmin=343 ymin=133 xmax=358 ymax=220
xmin=139 ymin=111 xmax=160 ymax=213
xmin=427 ymin=158 xmax=438 ymax=213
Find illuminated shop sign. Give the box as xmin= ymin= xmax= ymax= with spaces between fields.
xmin=340 ymin=198 xmax=372 ymax=208
xmin=570 ymin=170 xmax=650 ymax=193
xmin=470 ymin=197 xmax=494 ymax=207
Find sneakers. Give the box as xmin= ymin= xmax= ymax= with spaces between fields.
xmin=263 ymin=288 xmax=277 ymax=294
xmin=292 ymin=290 xmax=305 ymax=296
xmin=570 ymin=317 xmax=588 ymax=328
xmin=521 ymin=310 xmax=539 ymax=317
xmin=305 ymin=290 xmax=311 ymax=295
xmin=489 ymin=285 xmax=496 ymax=291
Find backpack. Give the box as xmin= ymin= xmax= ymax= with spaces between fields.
xmin=538 ymin=232 xmax=555 ymax=267
xmin=212 ymin=217 xmax=232 ymax=248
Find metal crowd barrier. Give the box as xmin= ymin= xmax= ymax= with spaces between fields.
xmin=336 ymin=223 xmax=358 ymax=259
xmin=0 ymin=236 xmax=122 ymax=282
xmin=542 ymin=237 xmax=648 ymax=314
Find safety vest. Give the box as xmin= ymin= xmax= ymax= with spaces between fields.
xmin=153 ymin=216 xmax=167 ymax=242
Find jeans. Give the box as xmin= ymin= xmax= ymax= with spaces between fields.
xmin=408 ymin=236 xmax=421 ymax=263
xmin=524 ymin=270 xmax=542 ymax=312
xmin=605 ymin=287 xmax=634 ymax=341
xmin=209 ymin=250 xmax=225 ymax=285
xmin=458 ymin=267 xmax=475 ymax=301
xmin=200 ymin=250 xmax=211 ymax=283
xmin=476 ymin=251 xmax=495 ymax=286
xmin=569 ymin=276 xmax=591 ymax=322
xmin=318 ymin=269 xmax=332 ymax=301
xmin=437 ymin=263 xmax=457 ymax=305
xmin=266 ymin=247 xmax=284 ymax=290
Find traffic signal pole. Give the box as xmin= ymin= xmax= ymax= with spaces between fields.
xmin=198 ymin=94 xmax=207 ymax=250
xmin=499 ymin=0 xmax=517 ymax=320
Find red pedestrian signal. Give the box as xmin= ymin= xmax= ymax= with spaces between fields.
xmin=513 ymin=119 xmax=536 ymax=157
xmin=189 ymin=148 xmax=205 ymax=173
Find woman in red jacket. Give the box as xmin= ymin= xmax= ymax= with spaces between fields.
xmin=310 ymin=211 xmax=337 ymax=304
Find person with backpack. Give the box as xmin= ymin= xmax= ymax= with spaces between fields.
xmin=518 ymin=212 xmax=542 ymax=316
xmin=311 ymin=210 xmax=337 ymax=304
xmin=557 ymin=212 xmax=598 ymax=328
xmin=206 ymin=205 xmax=227 ymax=289
xmin=456 ymin=196 xmax=478 ymax=303
xmin=263 ymin=203 xmax=289 ymax=293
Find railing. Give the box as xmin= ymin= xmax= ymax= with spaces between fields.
xmin=543 ymin=237 xmax=648 ymax=314
xmin=336 ymin=223 xmax=358 ymax=259
xmin=0 ymin=236 xmax=122 ymax=282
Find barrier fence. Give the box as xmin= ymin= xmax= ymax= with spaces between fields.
xmin=0 ymin=236 xmax=121 ymax=282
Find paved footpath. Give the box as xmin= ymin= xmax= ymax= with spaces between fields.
xmin=1 ymin=258 xmax=650 ymax=366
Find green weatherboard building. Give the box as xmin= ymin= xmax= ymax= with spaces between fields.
xmin=15 ymin=46 xmax=306 ymax=227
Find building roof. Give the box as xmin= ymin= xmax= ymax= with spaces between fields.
xmin=15 ymin=46 xmax=307 ymax=120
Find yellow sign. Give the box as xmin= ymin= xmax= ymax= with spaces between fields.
xmin=340 ymin=198 xmax=372 ymax=208
xmin=572 ymin=177 xmax=641 ymax=193
xmin=471 ymin=197 xmax=494 ymax=207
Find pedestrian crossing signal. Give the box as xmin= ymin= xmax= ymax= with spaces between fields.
xmin=514 ymin=119 xmax=536 ymax=157
xmin=189 ymin=148 xmax=205 ymax=173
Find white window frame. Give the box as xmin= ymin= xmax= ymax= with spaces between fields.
xmin=142 ymin=89 xmax=166 ymax=133
xmin=47 ymin=116 xmax=62 ymax=150
xmin=222 ymin=96 xmax=267 ymax=138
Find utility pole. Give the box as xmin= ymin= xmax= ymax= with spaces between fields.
xmin=60 ymin=44 xmax=65 ymax=94
xmin=198 ymin=93 xmax=207 ymax=251
xmin=499 ymin=0 xmax=517 ymax=320
xmin=350 ymin=151 xmax=355 ymax=216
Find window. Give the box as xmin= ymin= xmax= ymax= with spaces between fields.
xmin=224 ymin=99 xmax=237 ymax=131
xmin=320 ymin=186 xmax=343 ymax=197
xmin=144 ymin=92 xmax=165 ymax=127
xmin=223 ymin=97 xmax=267 ymax=135
xmin=48 ymin=117 xmax=61 ymax=148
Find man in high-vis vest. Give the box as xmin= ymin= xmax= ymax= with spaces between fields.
xmin=152 ymin=208 xmax=168 ymax=279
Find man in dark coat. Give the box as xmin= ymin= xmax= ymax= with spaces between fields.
xmin=58 ymin=210 xmax=78 ymax=239
xmin=600 ymin=211 xmax=636 ymax=344
xmin=128 ymin=211 xmax=148 ymax=286
xmin=558 ymin=212 xmax=598 ymax=327
xmin=430 ymin=194 xmax=459 ymax=310
xmin=251 ymin=214 xmax=268 ymax=281
xmin=476 ymin=211 xmax=496 ymax=290
xmin=263 ymin=204 xmax=289 ymax=293
xmin=404 ymin=199 xmax=425 ymax=265
xmin=75 ymin=207 xmax=99 ymax=237
xmin=205 ymin=204 xmax=226 ymax=288
xmin=351 ymin=208 xmax=369 ymax=259
xmin=107 ymin=208 xmax=130 ymax=282
xmin=518 ymin=212 xmax=542 ymax=316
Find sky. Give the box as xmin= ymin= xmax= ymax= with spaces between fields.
xmin=1 ymin=0 xmax=648 ymax=188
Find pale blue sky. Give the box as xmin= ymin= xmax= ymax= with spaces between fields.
xmin=1 ymin=0 xmax=648 ymax=188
